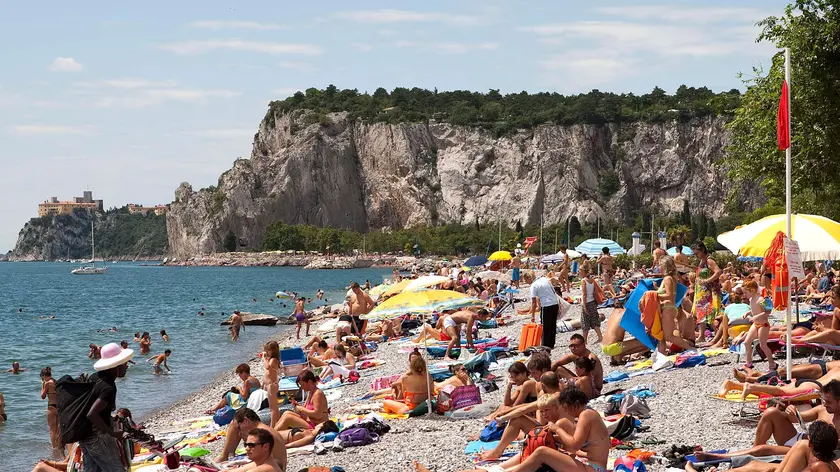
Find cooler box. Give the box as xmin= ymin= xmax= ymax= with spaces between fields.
xmin=279 ymin=347 xmax=307 ymax=377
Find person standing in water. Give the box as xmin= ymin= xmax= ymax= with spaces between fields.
xmin=0 ymin=391 xmax=5 ymax=422
xmin=40 ymin=367 xmax=62 ymax=451
xmin=139 ymin=332 xmax=152 ymax=354
xmin=294 ymin=297 xmax=310 ymax=340
xmin=159 ymin=330 xmax=169 ymax=342
xmin=229 ymin=311 xmax=244 ymax=341
xmin=148 ymin=350 xmax=172 ymax=375
xmin=7 ymin=361 xmax=26 ymax=373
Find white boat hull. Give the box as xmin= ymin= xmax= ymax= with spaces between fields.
xmin=71 ymin=267 xmax=107 ymax=275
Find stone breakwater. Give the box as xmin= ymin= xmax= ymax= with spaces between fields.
xmin=161 ymin=252 xmax=399 ymax=268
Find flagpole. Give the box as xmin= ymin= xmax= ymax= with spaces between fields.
xmin=784 ymin=47 xmax=793 ymax=381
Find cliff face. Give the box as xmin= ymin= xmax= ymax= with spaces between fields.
xmin=166 ymin=111 xmax=762 ymax=258
xmin=11 ymin=211 xmax=167 ymax=261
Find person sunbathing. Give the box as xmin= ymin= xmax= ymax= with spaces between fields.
xmin=600 ymin=307 xmax=651 ymax=365
xmin=411 ymin=310 xmax=455 ymax=344
xmin=304 ymin=336 xmax=331 ymax=358
xmin=695 ymin=421 xmax=840 ymax=472
xmin=734 ymin=360 xmax=840 ymax=384
xmin=436 ymin=363 xmax=473 ymax=390
xmin=746 ymin=380 xmax=840 ymax=449
xmin=313 ymin=344 xmax=356 ymax=380
xmin=369 ymin=350 xmax=423 ymax=399
xmin=205 ymin=387 xmax=245 ymax=415
xmin=552 ymin=333 xmax=603 ymax=394
xmin=485 ymin=361 xmax=539 ymax=421
xmin=364 ymin=318 xmax=400 ymax=342
xmin=476 ymin=373 xmax=564 ymax=460
xmin=284 ymin=420 xmax=340 ymax=449
xmin=483 ymin=388 xmax=609 ymax=472
xmin=719 ymin=370 xmax=840 ymax=400
xmin=382 ymin=355 xmax=433 ymax=414
xmin=274 ymin=370 xmax=329 ymax=439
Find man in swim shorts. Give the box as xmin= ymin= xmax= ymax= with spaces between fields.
xmin=294 ymin=296 xmax=310 ymax=339
xmin=229 ymin=311 xmax=244 ymax=342
xmin=441 ymin=309 xmax=492 ymax=360
xmin=652 ymin=240 xmax=666 ymax=274
xmin=511 ymin=254 xmax=522 ymax=288
xmin=348 ymin=282 xmax=374 ymax=336
xmin=150 ymin=350 xmax=172 ymax=375
xmin=753 ymin=379 xmax=840 ymax=447
xmin=600 ymin=307 xmax=650 ymax=364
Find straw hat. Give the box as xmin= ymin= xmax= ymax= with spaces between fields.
xmin=94 ymin=343 xmax=135 ymax=371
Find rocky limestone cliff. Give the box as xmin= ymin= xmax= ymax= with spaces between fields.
xmin=166 ymin=110 xmax=762 ymax=258
xmin=11 ymin=211 xmax=167 ymax=261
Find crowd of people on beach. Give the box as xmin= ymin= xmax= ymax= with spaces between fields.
xmin=13 ymin=239 xmax=840 ymax=472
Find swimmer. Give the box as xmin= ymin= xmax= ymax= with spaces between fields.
xmin=132 ymin=332 xmax=141 ymax=342
xmin=139 ymin=332 xmax=152 ymax=354
xmin=7 ymin=362 xmax=26 ymax=374
xmin=160 ymin=329 xmax=170 ymax=342
xmin=88 ymin=344 xmax=102 ymax=360
xmin=119 ymin=341 xmax=137 ymax=365
xmin=148 ymin=350 xmax=172 ymax=375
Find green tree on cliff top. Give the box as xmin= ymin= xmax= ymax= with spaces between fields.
xmin=727 ymin=0 xmax=840 ymax=220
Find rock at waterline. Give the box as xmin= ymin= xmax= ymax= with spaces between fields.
xmin=219 ymin=312 xmax=279 ymax=326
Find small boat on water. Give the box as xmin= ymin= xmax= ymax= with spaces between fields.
xmin=72 ymin=222 xmax=107 ymax=275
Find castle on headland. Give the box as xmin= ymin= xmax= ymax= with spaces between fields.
xmin=127 ymin=204 xmax=168 ymax=216
xmin=38 ymin=190 xmax=103 ymax=217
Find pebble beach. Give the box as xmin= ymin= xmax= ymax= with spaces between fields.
xmin=139 ymin=284 xmax=797 ymax=472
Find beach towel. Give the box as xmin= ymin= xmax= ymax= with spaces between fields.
xmin=638 ymin=291 xmax=663 ymax=341
xmin=621 ymin=279 xmax=688 ymax=350
xmin=464 ymin=440 xmax=501 ymax=454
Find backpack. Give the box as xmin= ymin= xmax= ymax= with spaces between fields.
xmin=338 ymin=427 xmax=379 ymax=447
xmin=213 ymin=406 xmax=236 ymax=426
xmin=479 ymin=420 xmax=506 ymax=442
xmin=521 ymin=426 xmax=557 ymax=462
xmin=55 ymin=373 xmax=98 ymax=444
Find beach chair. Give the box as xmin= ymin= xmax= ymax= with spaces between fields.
xmin=279 ymin=347 xmax=308 ymax=377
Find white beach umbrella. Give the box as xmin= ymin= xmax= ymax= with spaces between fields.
xmin=403 ymin=275 xmax=451 ymax=292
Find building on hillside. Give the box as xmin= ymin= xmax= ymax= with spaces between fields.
xmin=127 ymin=204 xmax=168 ymax=216
xmin=38 ymin=191 xmax=103 ymax=217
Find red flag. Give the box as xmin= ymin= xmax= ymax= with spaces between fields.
xmin=778 ymin=80 xmax=790 ymax=150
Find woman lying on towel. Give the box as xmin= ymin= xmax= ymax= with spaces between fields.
xmin=719 ymin=368 xmax=840 ymax=400
xmin=794 ymin=287 xmax=840 ymax=345
xmin=383 ymin=355 xmax=433 ymax=414
xmin=275 ymin=370 xmax=329 ymax=439
xmin=734 ymin=360 xmax=840 ymax=384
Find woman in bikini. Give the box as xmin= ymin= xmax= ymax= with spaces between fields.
xmin=437 ymin=363 xmax=473 ymax=390
xmin=383 ymin=355 xmax=433 ymax=414
xmin=657 ymin=256 xmax=696 ymax=353
xmin=796 ymin=287 xmax=840 ymax=345
xmin=558 ymin=245 xmax=572 ymax=293
xmin=502 ymin=387 xmax=609 ymax=472
xmin=40 ymin=367 xmax=61 ymax=451
xmin=316 ymin=344 xmax=356 ymax=380
xmin=570 ymin=357 xmax=597 ymax=400
xmin=486 ymin=361 xmax=539 ymax=421
xmin=742 ymin=280 xmax=777 ymax=370
xmin=262 ymin=341 xmax=281 ymax=427
xmin=275 ymin=370 xmax=329 ymax=438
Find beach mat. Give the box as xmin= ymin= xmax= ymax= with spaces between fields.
xmin=686 ymin=450 xmax=728 ymax=464
xmin=465 ymin=440 xmax=500 ymax=454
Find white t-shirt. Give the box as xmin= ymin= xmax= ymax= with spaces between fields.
xmin=583 ymin=279 xmax=595 ymax=302
xmin=530 ymin=277 xmax=559 ymax=307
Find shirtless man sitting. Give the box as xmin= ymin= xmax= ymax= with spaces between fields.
xmin=441 ymin=309 xmax=492 ymax=360
xmin=551 ymin=333 xmax=604 ymax=395
xmin=216 ymin=408 xmax=287 ymax=470
xmin=228 ymin=428 xmax=284 ymax=472
xmin=600 ymin=307 xmax=650 ymax=365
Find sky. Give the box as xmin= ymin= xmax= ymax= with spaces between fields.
xmin=0 ymin=0 xmax=789 ymax=251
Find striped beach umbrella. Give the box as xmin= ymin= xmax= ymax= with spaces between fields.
xmin=360 ymin=290 xmax=483 ymax=321
xmin=717 ymin=214 xmax=840 ymax=261
xmin=575 ymin=238 xmax=626 ymax=257
xmin=666 ymin=246 xmax=694 ymax=256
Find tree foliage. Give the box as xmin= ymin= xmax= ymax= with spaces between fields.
xmin=727 ymin=0 xmax=840 ymax=219
xmin=267 ymin=85 xmax=741 ymax=136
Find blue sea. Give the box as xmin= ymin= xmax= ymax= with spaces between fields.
xmin=0 ymin=262 xmax=392 ymax=471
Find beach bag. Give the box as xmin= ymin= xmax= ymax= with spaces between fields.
xmin=55 ymin=373 xmax=97 ymax=444
xmin=605 ymin=396 xmax=623 ymax=416
xmin=521 ymin=426 xmax=557 ymax=468
xmin=435 ymin=385 xmax=456 ymax=414
xmin=451 ymin=385 xmax=482 ymax=410
xmin=338 ymin=427 xmax=379 ymax=447
xmin=620 ymin=396 xmax=650 ymax=418
xmin=594 ymin=281 xmax=606 ymax=305
xmin=610 ymin=415 xmax=636 ymax=440
xmin=480 ymin=420 xmax=506 ymax=442
xmin=213 ymin=406 xmax=236 ymax=426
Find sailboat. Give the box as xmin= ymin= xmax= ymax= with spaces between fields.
xmin=72 ymin=221 xmax=107 ymax=275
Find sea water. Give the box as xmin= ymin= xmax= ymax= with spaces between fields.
xmin=0 ymin=262 xmax=392 ymax=470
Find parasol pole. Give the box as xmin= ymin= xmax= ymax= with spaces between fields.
xmin=423 ymin=313 xmax=433 ymax=417
xmin=784 ymin=47 xmax=793 ymax=381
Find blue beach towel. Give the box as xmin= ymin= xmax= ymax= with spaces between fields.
xmin=620 ymin=279 xmax=688 ymax=350
xmin=464 ymin=440 xmax=501 ymax=454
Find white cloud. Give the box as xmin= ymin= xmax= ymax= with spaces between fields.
xmin=336 ymin=9 xmax=487 ymax=27
xmin=159 ymin=39 xmax=323 ymax=56
xmin=188 ymin=20 xmax=285 ymax=30
xmin=49 ymin=57 xmax=83 ymax=72
xmin=541 ymin=52 xmax=636 ymax=87
xmin=395 ymin=41 xmax=500 ymax=55
xmin=77 ymin=78 xmax=178 ymax=90
xmin=273 ymin=88 xmax=302 ymax=97
xmin=8 ymin=125 xmax=96 ymax=136
xmin=351 ymin=43 xmax=373 ymax=52
xmin=94 ymin=88 xmax=240 ymax=108
xmin=596 ymin=6 xmax=770 ymax=23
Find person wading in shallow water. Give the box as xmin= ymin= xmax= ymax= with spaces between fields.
xmin=40 ymin=367 xmax=62 ymax=451
xmin=229 ymin=311 xmax=244 ymax=341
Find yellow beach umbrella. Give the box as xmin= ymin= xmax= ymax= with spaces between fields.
xmin=717 ymin=214 xmax=840 ymax=261
xmin=381 ymin=279 xmax=411 ymax=297
xmin=488 ymin=250 xmax=512 ymax=261
xmin=360 ymin=290 xmax=483 ymax=321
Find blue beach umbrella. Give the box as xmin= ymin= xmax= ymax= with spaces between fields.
xmin=667 ymin=246 xmax=694 ymax=256
xmin=463 ymin=255 xmax=489 ymax=267
xmin=575 ymin=238 xmax=626 ymax=257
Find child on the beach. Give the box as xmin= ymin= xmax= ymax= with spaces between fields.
xmin=742 ymin=280 xmax=777 ymax=370
xmin=263 ymin=341 xmax=281 ymax=427
xmin=294 ymin=296 xmax=310 ymax=339
xmin=579 ymin=265 xmax=604 ymax=344
xmin=148 ymin=350 xmax=172 ymax=375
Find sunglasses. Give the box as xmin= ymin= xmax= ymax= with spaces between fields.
xmin=244 ymin=442 xmax=266 ymax=448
